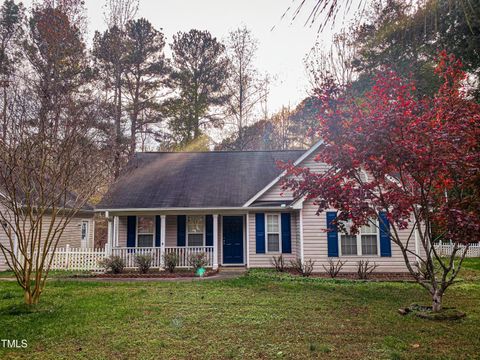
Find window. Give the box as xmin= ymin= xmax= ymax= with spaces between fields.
xmin=341 ymin=234 xmax=358 ymax=255
xmin=137 ymin=216 xmax=154 ymax=247
xmin=187 ymin=215 xmax=204 ymax=247
xmin=340 ymin=219 xmax=379 ymax=256
xmin=360 ymin=222 xmax=378 ymax=255
xmin=266 ymin=214 xmax=281 ymax=252
xmin=81 ymin=221 xmax=89 ymax=248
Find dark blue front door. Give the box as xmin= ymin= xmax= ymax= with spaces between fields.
xmin=223 ymin=216 xmax=244 ymax=264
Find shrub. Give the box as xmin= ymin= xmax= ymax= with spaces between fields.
xmin=135 ymin=254 xmax=152 ymax=274
xmin=356 ymin=260 xmax=378 ymax=280
xmin=301 ymin=259 xmax=316 ymax=277
xmin=290 ymin=258 xmax=316 ymax=277
xmin=99 ymin=256 xmax=125 ymax=274
xmin=188 ymin=252 xmax=208 ymax=272
xmin=322 ymin=259 xmax=346 ymax=278
xmin=163 ymin=252 xmax=179 ymax=273
xmin=271 ymin=255 xmax=286 ymax=272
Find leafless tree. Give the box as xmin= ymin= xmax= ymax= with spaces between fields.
xmin=0 ymin=1 xmax=107 ymax=305
xmin=223 ymin=27 xmax=269 ymax=150
xmin=103 ymin=0 xmax=138 ymax=30
xmin=270 ymin=105 xmax=294 ymax=150
xmin=305 ymin=29 xmax=358 ymax=90
xmin=0 ymin=0 xmax=25 ymax=142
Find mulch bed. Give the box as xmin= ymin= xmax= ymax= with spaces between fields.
xmin=93 ymin=270 xmax=219 ymax=279
xmin=310 ymin=272 xmax=416 ymax=281
xmin=398 ymin=304 xmax=466 ymax=320
xmin=280 ymin=268 xmax=415 ymax=281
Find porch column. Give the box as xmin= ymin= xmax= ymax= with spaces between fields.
xmin=213 ymin=214 xmax=219 ymax=270
xmin=299 ymin=209 xmax=305 ymax=263
xmin=114 ymin=216 xmax=119 ymax=247
xmin=245 ymin=214 xmax=250 ymax=268
xmin=105 ymin=212 xmax=113 ymax=256
xmin=160 ymin=215 xmax=166 ymax=268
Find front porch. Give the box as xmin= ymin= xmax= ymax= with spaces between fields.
xmin=105 ymin=212 xmax=249 ymax=270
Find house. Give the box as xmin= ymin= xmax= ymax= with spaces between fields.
xmin=0 ymin=200 xmax=95 ymax=272
xmin=96 ymin=141 xmax=420 ymax=273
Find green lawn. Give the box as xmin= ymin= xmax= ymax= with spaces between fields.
xmin=0 ymin=262 xmax=479 ymax=359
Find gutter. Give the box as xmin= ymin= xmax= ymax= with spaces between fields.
xmin=95 ymin=206 xmax=295 ymax=214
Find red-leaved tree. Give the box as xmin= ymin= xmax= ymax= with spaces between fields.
xmin=281 ymin=52 xmax=480 ymax=312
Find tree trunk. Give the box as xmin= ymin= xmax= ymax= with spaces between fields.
xmin=432 ymin=289 xmax=443 ymax=312
xmin=24 ymin=290 xmax=33 ymax=305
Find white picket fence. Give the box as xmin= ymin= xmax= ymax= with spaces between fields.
xmin=49 ymin=245 xmax=107 ymax=272
xmin=434 ymin=242 xmax=480 ymax=258
xmin=48 ymin=245 xmax=214 ymax=271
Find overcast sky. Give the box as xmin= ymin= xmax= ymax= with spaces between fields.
xmin=27 ymin=0 xmax=359 ymax=114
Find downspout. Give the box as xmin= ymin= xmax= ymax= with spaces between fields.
xmin=299 ymin=209 xmax=304 ymax=264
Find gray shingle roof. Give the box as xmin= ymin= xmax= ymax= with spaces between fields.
xmin=97 ymin=150 xmax=305 ymax=209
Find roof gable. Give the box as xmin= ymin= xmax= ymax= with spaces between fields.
xmin=242 ymin=141 xmax=323 ymax=207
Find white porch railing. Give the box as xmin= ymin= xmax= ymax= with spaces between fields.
xmin=111 ymin=247 xmax=163 ymax=268
xmin=164 ymin=246 xmax=214 ymax=268
xmin=46 ymin=245 xmax=215 ymax=271
xmin=434 ymin=242 xmax=480 ymax=258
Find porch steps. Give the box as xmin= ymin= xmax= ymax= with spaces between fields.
xmin=219 ymin=266 xmax=247 ymax=275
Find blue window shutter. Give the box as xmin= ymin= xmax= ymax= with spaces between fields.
xmin=281 ymin=213 xmax=292 ymax=253
xmin=177 ymin=215 xmax=186 ymax=247
xmin=379 ymin=211 xmax=392 ymax=257
xmin=255 ymin=213 xmax=265 ymax=254
xmin=127 ymin=216 xmax=136 ymax=248
xmin=205 ymin=215 xmax=213 ymax=246
xmin=155 ymin=215 xmax=161 ymax=247
xmin=326 ymin=212 xmax=339 ymax=257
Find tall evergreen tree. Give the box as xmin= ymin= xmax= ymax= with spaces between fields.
xmin=25 ymin=2 xmax=90 ymax=130
xmin=92 ymin=25 xmax=128 ymax=178
xmin=165 ymin=29 xmax=230 ymax=149
xmin=123 ymin=18 xmax=168 ymax=155
xmin=350 ymin=0 xmax=480 ymax=98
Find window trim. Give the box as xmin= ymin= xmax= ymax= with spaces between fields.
xmin=338 ymin=219 xmax=380 ymax=257
xmin=136 ymin=216 xmax=155 ymax=248
xmin=265 ymin=213 xmax=282 ymax=254
xmin=81 ymin=220 xmax=89 ymax=249
xmin=186 ymin=215 xmax=206 ymax=247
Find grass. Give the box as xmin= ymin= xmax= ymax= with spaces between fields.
xmin=0 ymin=260 xmax=479 ymax=359
xmin=0 ymin=270 xmax=94 ymax=279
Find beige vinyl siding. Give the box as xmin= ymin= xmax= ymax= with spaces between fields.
xmin=247 ymin=211 xmax=298 ymax=268
xmin=0 ymin=204 xmax=9 ymax=271
xmin=165 ymin=215 xmax=177 ymax=247
xmin=301 ymin=198 xmax=419 ymax=273
xmin=256 ymin=153 xmax=331 ymax=203
xmin=0 ymin=206 xmax=94 ymax=271
xmin=56 ymin=216 xmax=94 ymax=248
xmin=259 ymin=185 xmax=294 ymax=202
xmin=118 ymin=216 xmax=128 ymax=247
